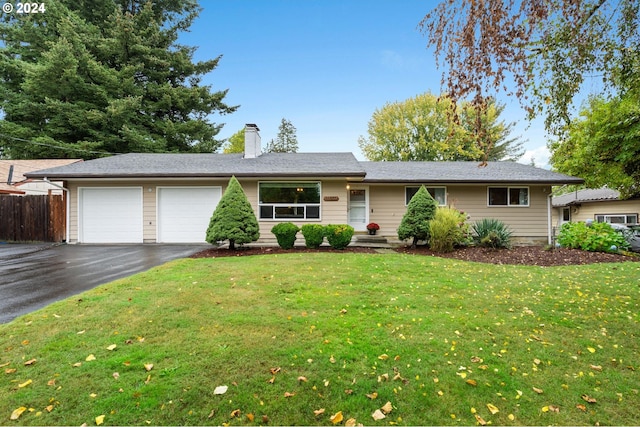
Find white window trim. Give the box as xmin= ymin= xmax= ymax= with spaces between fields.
xmin=405 ymin=186 xmax=447 ymax=206
xmin=594 ymin=214 xmax=638 ymax=225
xmin=487 ymin=186 xmax=530 ymax=207
xmin=258 ymin=181 xmax=322 ymax=221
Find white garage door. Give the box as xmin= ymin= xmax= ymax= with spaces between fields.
xmin=80 ymin=187 xmax=143 ymax=243
xmin=157 ymin=187 xmax=222 ymax=243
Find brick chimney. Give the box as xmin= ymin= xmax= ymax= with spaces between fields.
xmin=244 ymin=124 xmax=261 ymax=158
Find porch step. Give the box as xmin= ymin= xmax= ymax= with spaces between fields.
xmin=354 ymin=234 xmax=388 ymax=244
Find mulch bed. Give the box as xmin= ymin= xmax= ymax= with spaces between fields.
xmin=190 ymin=245 xmax=639 ymax=267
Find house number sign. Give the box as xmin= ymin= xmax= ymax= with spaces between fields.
xmin=323 ymin=196 xmax=339 ymax=201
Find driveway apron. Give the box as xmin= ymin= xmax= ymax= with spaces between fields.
xmin=0 ymin=244 xmax=205 ymax=324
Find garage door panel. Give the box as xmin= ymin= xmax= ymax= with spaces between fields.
xmin=80 ymin=188 xmax=143 ymax=243
xmin=158 ymin=187 xmax=221 ymax=243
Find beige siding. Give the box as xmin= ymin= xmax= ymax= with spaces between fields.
xmin=67 ymin=178 xmax=350 ymax=243
xmin=552 ymin=199 xmax=640 ymax=227
xmin=368 ymin=184 xmax=553 ymax=243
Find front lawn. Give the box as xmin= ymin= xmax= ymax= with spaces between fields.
xmin=1 ymin=253 xmax=639 ymax=425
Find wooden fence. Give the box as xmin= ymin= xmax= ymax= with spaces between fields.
xmin=0 ymin=194 xmax=66 ymax=242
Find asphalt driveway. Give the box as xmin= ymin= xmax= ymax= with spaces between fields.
xmin=0 ymin=244 xmax=206 ymax=324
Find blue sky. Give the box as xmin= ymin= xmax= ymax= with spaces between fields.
xmin=181 ymin=1 xmax=550 ymax=166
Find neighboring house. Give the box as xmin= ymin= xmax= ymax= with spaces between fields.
xmin=0 ymin=159 xmax=83 ymax=195
xmin=552 ymin=188 xmax=640 ymax=227
xmin=26 ymin=124 xmax=583 ymax=245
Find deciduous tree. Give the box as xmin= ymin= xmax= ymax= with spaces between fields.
xmin=358 ymin=93 xmax=523 ymax=162
xmin=222 ymin=129 xmax=245 ymax=154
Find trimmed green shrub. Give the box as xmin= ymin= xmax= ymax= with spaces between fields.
xmin=300 ymin=224 xmax=325 ymax=249
xmin=325 ymin=224 xmax=354 ymax=250
xmin=472 ymin=218 xmax=513 ymax=249
xmin=429 ymin=207 xmax=470 ymax=253
xmin=271 ymin=222 xmax=300 ymax=249
xmin=397 ymin=186 xmax=438 ymax=248
xmin=557 ymin=221 xmax=629 ymax=252
xmin=206 ymin=176 xmax=260 ymax=250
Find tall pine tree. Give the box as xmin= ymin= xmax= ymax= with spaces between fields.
xmin=0 ymin=0 xmax=237 ymax=159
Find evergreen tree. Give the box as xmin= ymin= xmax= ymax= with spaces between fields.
xmin=206 ymin=176 xmax=260 ymax=250
xmin=397 ymin=186 xmax=438 ymax=248
xmin=266 ymin=118 xmax=298 ymax=153
xmin=0 ymin=0 xmax=237 ymax=159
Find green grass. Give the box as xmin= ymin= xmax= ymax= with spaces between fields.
xmin=1 ymin=253 xmax=639 ymax=426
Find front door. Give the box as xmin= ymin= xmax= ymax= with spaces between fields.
xmin=348 ymin=188 xmax=368 ymax=231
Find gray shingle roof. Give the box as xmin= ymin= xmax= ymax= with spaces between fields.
xmin=25 ymin=152 xmax=366 ymax=179
xmin=360 ymin=161 xmax=583 ymax=184
xmin=25 ymin=153 xmax=583 ymax=185
xmin=552 ymin=188 xmax=622 ymax=207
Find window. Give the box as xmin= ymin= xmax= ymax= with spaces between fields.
xmin=405 ymin=186 xmax=446 ymax=205
xmin=259 ymin=182 xmax=321 ymax=220
xmin=595 ymin=214 xmax=638 ymax=225
xmin=488 ymin=187 xmax=529 ymax=206
xmin=562 ymin=207 xmax=571 ymax=222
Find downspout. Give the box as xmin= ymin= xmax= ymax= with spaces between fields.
xmin=43 ymin=178 xmax=70 ymax=243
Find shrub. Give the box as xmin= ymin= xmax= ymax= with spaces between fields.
xmin=429 ymin=207 xmax=470 ymax=252
xmin=472 ymin=218 xmax=513 ymax=249
xmin=206 ymin=176 xmax=260 ymax=250
xmin=325 ymin=224 xmax=354 ymax=250
xmin=271 ymin=222 xmax=300 ymax=249
xmin=300 ymin=224 xmax=325 ymax=249
xmin=557 ymin=221 xmax=629 ymax=253
xmin=397 ymin=186 xmax=438 ymax=247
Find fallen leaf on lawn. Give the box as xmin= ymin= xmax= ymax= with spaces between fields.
xmin=381 ymin=401 xmax=393 ymax=414
xmin=0 ymin=362 xmax=10 ymax=368
xmin=90 ymin=393 xmax=97 ymax=398
xmin=533 ymin=358 xmax=541 ymax=365
xmin=5 ymin=368 xmax=17 ymax=374
xmin=267 ymin=376 xmax=275 ymax=384
xmin=18 ymin=379 xmax=32 ymax=388
xmin=533 ymin=387 xmax=544 ymax=394
xmin=549 ymin=405 xmax=560 ymax=412
xmin=144 ymin=363 xmax=153 ymax=371
xmin=324 ymin=379 xmax=330 ymax=387
xmin=24 ymin=358 xmax=36 ymax=366
xmin=284 ymin=392 xmax=295 ymax=398
xmin=587 ymin=347 xmax=596 ymax=353
xmin=466 ymin=379 xmax=477 ymax=386
xmin=340 ymin=308 xmax=348 ymax=314
xmin=214 ymin=385 xmax=228 ymax=395
xmin=230 ymin=409 xmax=241 ymax=418
xmin=47 ymin=379 xmax=56 ymax=386
xmin=207 ymin=409 xmax=215 ymax=418
xmin=486 ymin=403 xmax=499 ymax=415
xmin=112 ymin=372 xmax=119 ymax=380
xmin=73 ymin=362 xmax=82 ymax=367
xmin=54 ymin=314 xmax=61 ymax=318
xmin=330 ymin=355 xmax=336 ymax=364
xmin=378 ymin=373 xmax=389 ymax=382
xmin=106 ymin=344 xmax=117 ymax=351
xmin=262 ymin=415 xmax=269 ymax=423
xmin=246 ymin=413 xmax=254 ymax=422
xmin=576 ymin=404 xmax=587 ymax=412
xmin=314 ymin=408 xmax=325 ymax=416
xmin=77 ymin=330 xmax=85 ymax=334
xmin=86 ymin=354 xmax=96 ymax=362
xmin=366 ymin=392 xmax=378 ymax=400
xmin=474 ymin=414 xmax=487 ymax=425
xmin=270 ymin=367 xmax=281 ymax=374
xmin=541 ymin=406 xmax=549 ymax=413
xmin=372 ymin=409 xmax=385 ymax=421
xmin=345 ymin=418 xmax=357 ymax=426
xmin=590 ymin=364 xmax=603 ymax=371
xmin=330 ymin=411 xmax=343 ymax=424
xmin=344 ymin=389 xmax=353 ymax=395
xmin=45 ymin=405 xmax=54 ymax=413
xmin=508 ymin=414 xmax=515 ymax=421
xmin=10 ymin=407 xmax=27 ymax=420
xmin=95 ymin=414 xmax=105 ymax=425
xmin=470 ymin=356 xmax=483 ymax=363
xmin=378 ymin=354 xmax=389 ymax=360
xmin=144 ymin=374 xmax=151 ymax=384
xmin=581 ymin=394 xmax=597 ymax=403
xmin=297 ymin=376 xmax=308 ymax=382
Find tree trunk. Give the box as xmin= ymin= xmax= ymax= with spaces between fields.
xmin=228 ymin=239 xmax=235 ymax=250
